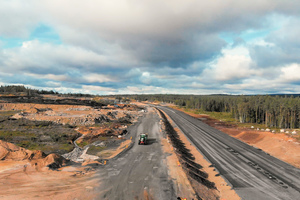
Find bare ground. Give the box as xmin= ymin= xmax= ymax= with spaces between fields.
xmin=0 ymin=163 xmax=99 ymax=200
xmin=0 ymin=101 xmax=142 ymax=200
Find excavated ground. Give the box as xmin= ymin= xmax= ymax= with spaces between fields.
xmin=0 ymin=96 xmax=143 ymax=199
xmin=0 ymin=99 xmax=140 ymax=154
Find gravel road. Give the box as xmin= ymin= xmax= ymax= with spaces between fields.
xmin=97 ymin=108 xmax=177 ymax=200
xmin=158 ymin=106 xmax=300 ymax=200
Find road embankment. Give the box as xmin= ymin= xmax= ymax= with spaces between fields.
xmin=155 ymin=107 xmax=240 ymax=200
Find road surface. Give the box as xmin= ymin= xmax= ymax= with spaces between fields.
xmin=97 ymin=108 xmax=177 ymax=200
xmin=158 ymin=106 xmax=300 ymax=200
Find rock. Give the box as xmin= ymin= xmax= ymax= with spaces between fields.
xmin=44 ymin=153 xmax=67 ymax=169
xmin=10 ymin=113 xmax=24 ymax=119
xmin=94 ymin=115 xmax=110 ymax=123
xmin=280 ymin=129 xmax=285 ymax=133
xmin=266 ymin=128 xmax=271 ymax=132
xmin=292 ymin=131 xmax=297 ymax=135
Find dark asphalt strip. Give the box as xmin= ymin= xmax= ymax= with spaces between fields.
xmin=158 ymin=106 xmax=300 ymax=200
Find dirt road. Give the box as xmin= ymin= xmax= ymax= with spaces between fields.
xmin=97 ymin=108 xmax=177 ymax=200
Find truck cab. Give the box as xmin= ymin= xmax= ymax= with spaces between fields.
xmin=138 ymin=133 xmax=148 ymax=145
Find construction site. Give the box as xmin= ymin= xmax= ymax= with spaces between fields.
xmin=0 ymin=94 xmax=299 ymax=200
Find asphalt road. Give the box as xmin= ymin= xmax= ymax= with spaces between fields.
xmin=158 ymin=106 xmax=300 ymax=200
xmin=97 ymin=108 xmax=177 ymax=200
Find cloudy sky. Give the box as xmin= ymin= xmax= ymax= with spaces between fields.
xmin=1 ymin=0 xmax=300 ymax=95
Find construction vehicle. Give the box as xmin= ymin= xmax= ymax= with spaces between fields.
xmin=138 ymin=133 xmax=148 ymax=145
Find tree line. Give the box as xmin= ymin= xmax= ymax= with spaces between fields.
xmin=2 ymin=86 xmax=299 ymax=129
xmin=0 ymin=85 xmax=94 ymax=97
xmin=0 ymin=85 xmax=58 ymax=96
xmin=125 ymin=94 xmax=300 ymax=129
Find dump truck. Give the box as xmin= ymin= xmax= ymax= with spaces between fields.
xmin=138 ymin=133 xmax=148 ymax=145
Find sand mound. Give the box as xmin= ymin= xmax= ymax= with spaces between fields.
xmin=0 ymin=140 xmax=67 ymax=170
xmin=43 ymin=153 xmax=67 ymax=169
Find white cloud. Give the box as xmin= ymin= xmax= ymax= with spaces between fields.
xmin=203 ymin=46 xmax=258 ymax=81
xmin=1 ymin=40 xmax=136 ymax=74
xmin=82 ymin=85 xmax=116 ymax=92
xmin=0 ymin=0 xmax=39 ymax=37
xmin=25 ymin=73 xmax=68 ymax=81
xmin=83 ymin=74 xmax=117 ymax=83
xmin=140 ymin=72 xmax=152 ymax=85
xmin=280 ymin=63 xmax=300 ymax=82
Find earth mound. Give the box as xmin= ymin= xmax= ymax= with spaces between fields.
xmin=0 ymin=140 xmax=67 ymax=170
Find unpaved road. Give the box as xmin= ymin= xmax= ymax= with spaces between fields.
xmin=158 ymin=106 xmax=300 ymax=200
xmin=97 ymin=108 xmax=177 ymax=200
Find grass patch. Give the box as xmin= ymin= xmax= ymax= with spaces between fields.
xmin=77 ymin=136 xmax=109 ymax=148
xmin=179 ymin=107 xmax=236 ymax=123
xmin=0 ymin=110 xmax=20 ymax=117
xmin=77 ymin=140 xmax=89 ymax=148
xmin=16 ymin=142 xmax=74 ymax=153
xmin=17 ymin=140 xmax=40 ymax=150
xmin=0 ymin=130 xmax=35 ymax=140
xmin=58 ymin=143 xmax=74 ymax=152
xmin=87 ymin=145 xmax=107 ymax=155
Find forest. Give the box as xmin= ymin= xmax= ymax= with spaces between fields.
xmin=2 ymin=85 xmax=299 ymax=129
xmin=0 ymin=85 xmax=58 ymax=95
xmin=125 ymin=94 xmax=300 ymax=129
xmin=0 ymin=85 xmax=93 ymax=97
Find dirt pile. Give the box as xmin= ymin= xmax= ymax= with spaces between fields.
xmin=0 ymin=140 xmax=67 ymax=170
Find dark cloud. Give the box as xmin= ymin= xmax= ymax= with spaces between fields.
xmin=250 ymin=45 xmax=300 ymax=68
xmin=118 ymin=33 xmax=226 ymax=68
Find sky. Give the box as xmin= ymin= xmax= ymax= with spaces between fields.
xmin=1 ymin=0 xmax=300 ymax=95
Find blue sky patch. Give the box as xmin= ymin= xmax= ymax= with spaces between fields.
xmin=0 ymin=24 xmax=61 ymax=49
xmin=29 ymin=24 xmax=61 ymax=44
